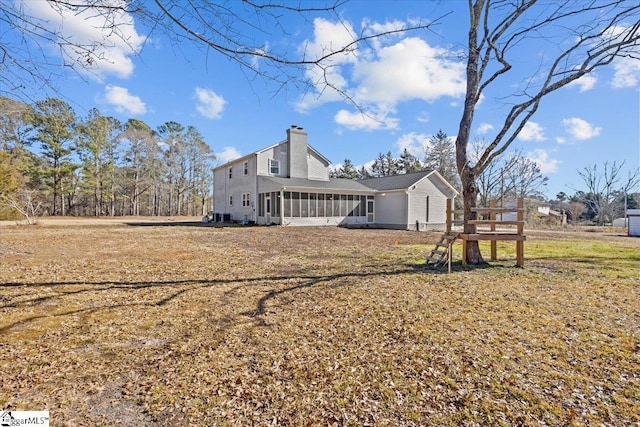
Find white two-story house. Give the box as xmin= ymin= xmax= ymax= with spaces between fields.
xmin=212 ymin=125 xmax=458 ymax=230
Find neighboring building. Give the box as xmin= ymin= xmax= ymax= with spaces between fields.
xmin=212 ymin=126 xmax=458 ymax=230
xmin=627 ymin=209 xmax=640 ymax=236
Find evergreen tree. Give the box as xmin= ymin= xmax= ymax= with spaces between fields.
xmin=27 ymin=98 xmax=78 ymax=215
xmin=332 ymin=158 xmax=359 ymax=179
xmin=371 ymin=151 xmax=399 ymax=177
xmin=398 ymin=148 xmax=423 ymax=174
xmin=424 ymin=130 xmax=458 ymax=186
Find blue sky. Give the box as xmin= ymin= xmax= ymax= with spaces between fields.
xmin=7 ymin=0 xmax=640 ymax=199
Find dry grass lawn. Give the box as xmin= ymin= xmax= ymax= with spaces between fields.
xmin=1 ymin=219 xmax=638 ymax=426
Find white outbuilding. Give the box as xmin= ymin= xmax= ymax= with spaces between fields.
xmin=627 ymin=209 xmax=640 ymax=237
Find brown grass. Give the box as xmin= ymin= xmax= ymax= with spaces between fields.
xmin=1 ymin=221 xmax=638 ymax=426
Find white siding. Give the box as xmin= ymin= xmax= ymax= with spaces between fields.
xmin=256 ymin=142 xmax=288 ymax=177
xmin=307 ymin=149 xmax=330 ymax=181
xmin=213 ymin=157 xmax=257 ymax=221
xmin=407 ymin=174 xmax=450 ymax=230
xmin=628 ymin=210 xmax=640 ymax=236
xmin=374 ymin=192 xmax=408 ymax=227
xmin=213 ymin=167 xmax=227 ymax=214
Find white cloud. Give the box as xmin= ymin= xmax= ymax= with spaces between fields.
xmin=567 ymin=74 xmax=597 ymax=92
xmin=527 ymin=149 xmax=559 ymax=174
xmin=416 ymin=112 xmax=430 ymax=123
xmin=561 ymin=117 xmax=602 ymax=140
xmin=217 ymin=147 xmax=242 ymax=163
xmin=22 ymin=0 xmax=145 ymax=79
xmin=104 ymin=85 xmax=146 ymax=115
xmin=611 ymin=57 xmax=640 ymax=88
xmin=518 ymin=121 xmax=546 ymax=141
xmin=301 ymin=18 xmax=358 ymax=64
xmin=396 ymin=132 xmax=430 ymax=157
xmin=352 ymin=37 xmax=466 ymax=107
xmin=604 ymin=25 xmax=640 ymax=88
xmin=556 ymin=136 xmax=567 ymax=144
xmin=195 ymin=87 xmax=226 ymax=119
xmin=334 ymin=109 xmax=399 ymax=131
xmin=477 ymin=123 xmax=494 ymax=135
xmin=296 ymin=19 xmax=466 ymax=115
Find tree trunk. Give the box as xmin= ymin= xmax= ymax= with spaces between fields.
xmin=454 ymin=0 xmax=485 ymax=265
xmin=461 ymin=168 xmax=485 ymax=264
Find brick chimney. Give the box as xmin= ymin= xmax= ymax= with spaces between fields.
xmin=286 ymin=125 xmax=308 ymax=178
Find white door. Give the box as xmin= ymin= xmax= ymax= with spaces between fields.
xmin=265 ymin=195 xmax=271 ymax=224
xmin=367 ymin=198 xmax=374 ymax=223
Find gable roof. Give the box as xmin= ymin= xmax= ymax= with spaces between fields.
xmin=358 ymin=170 xmax=459 ymax=196
xmin=358 ymin=171 xmax=433 ymax=191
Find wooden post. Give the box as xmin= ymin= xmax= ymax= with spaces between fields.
xmin=446 ymin=198 xmax=452 ymax=234
xmin=461 ymin=239 xmax=468 ymax=264
xmin=516 ymin=197 xmax=524 ymax=267
xmin=490 ymin=199 xmax=497 ymax=261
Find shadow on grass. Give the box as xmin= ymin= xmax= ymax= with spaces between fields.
xmin=0 ymin=266 xmax=427 ymax=333
xmin=123 ymin=221 xmax=228 ymax=227
xmin=527 ymin=254 xmax=640 ymax=266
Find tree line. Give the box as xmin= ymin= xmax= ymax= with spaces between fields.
xmin=0 ymin=96 xmax=215 ymax=221
xmin=331 ymin=130 xmax=549 ymax=210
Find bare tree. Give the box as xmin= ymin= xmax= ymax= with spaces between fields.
xmin=577 ymin=160 xmax=640 ymax=225
xmin=0 ymin=188 xmax=43 ymax=224
xmin=566 ymin=201 xmax=587 ymax=225
xmin=1 ymin=1 xmax=434 ymax=101
xmin=472 ymin=141 xmax=548 ymax=208
xmin=456 ymin=1 xmax=640 ymax=263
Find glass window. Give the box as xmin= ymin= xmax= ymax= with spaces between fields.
xmin=309 ymin=193 xmax=317 ymax=217
xmin=347 ymin=195 xmax=354 ymax=216
xmin=360 ymin=195 xmax=367 ymax=216
xmin=258 ymin=193 xmax=264 ymax=216
xmin=300 ymin=192 xmax=309 ymax=217
xmin=229 ymin=195 xmax=233 ymax=206
xmin=242 ymin=193 xmax=251 ymax=207
xmin=243 ymin=161 xmax=249 ymax=175
xmin=283 ymin=191 xmax=291 ymax=217
xmin=274 ymin=192 xmax=281 ymax=216
xmin=292 ymin=192 xmax=300 ymax=217
xmin=229 ymin=167 xmax=232 ymax=179
xmin=269 ymin=159 xmax=280 ymax=175
xmin=318 ymin=194 xmax=325 ymax=217
xmin=340 ymin=194 xmax=347 ymax=216
xmin=333 ymin=194 xmax=340 ymax=216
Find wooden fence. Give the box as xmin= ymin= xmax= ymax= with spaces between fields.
xmin=446 ymin=198 xmax=526 ymax=267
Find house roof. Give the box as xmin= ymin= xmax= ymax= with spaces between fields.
xmin=260 ymin=170 xmax=460 ymax=197
xmin=259 ymin=176 xmax=375 ymax=192
xmin=357 ymin=170 xmax=433 ymax=191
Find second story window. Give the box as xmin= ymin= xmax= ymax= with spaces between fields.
xmin=243 ymin=161 xmax=249 ymax=175
xmin=229 ymin=167 xmax=233 ymax=179
xmin=269 ymin=159 xmax=280 ymax=175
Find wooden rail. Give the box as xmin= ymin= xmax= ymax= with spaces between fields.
xmin=446 ymin=198 xmax=526 ymax=267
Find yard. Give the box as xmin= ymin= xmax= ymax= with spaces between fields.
xmin=1 ymin=220 xmax=638 ymax=426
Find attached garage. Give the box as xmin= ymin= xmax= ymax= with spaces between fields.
xmin=627 ymin=209 xmax=640 ymax=237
